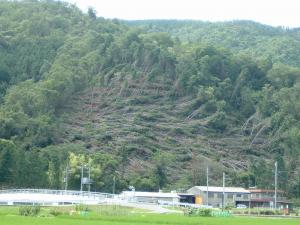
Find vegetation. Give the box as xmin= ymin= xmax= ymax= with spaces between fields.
xmin=127 ymin=20 xmax=300 ymax=67
xmin=1 ymin=206 xmax=300 ymax=225
xmin=19 ymin=205 xmax=41 ymax=216
xmin=0 ymin=0 xmax=300 ymax=202
xmin=184 ymin=208 xmax=213 ymax=217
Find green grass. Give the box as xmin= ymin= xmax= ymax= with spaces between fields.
xmin=0 ymin=206 xmax=299 ymax=225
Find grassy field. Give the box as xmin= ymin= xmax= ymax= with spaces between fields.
xmin=0 ymin=206 xmax=299 ymax=225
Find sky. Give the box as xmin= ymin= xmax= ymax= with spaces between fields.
xmin=64 ymin=0 xmax=300 ymax=28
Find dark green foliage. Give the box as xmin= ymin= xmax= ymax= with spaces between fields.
xmin=0 ymin=139 xmax=15 ymax=184
xmin=127 ymin=20 xmax=300 ymax=67
xmin=88 ymin=7 xmax=97 ymax=20
xmin=231 ymin=172 xmax=255 ymax=188
xmin=207 ymin=111 xmax=227 ymax=131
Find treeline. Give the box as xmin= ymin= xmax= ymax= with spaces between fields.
xmin=0 ymin=1 xmax=299 ymax=200
xmin=126 ymin=20 xmax=300 ymax=67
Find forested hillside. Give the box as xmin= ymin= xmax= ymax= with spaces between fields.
xmin=0 ymin=1 xmax=300 ymax=202
xmin=127 ymin=20 xmax=300 ymax=67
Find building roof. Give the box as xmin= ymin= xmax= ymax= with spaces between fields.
xmin=121 ymin=191 xmax=180 ymax=198
xmin=178 ymin=193 xmax=196 ymax=196
xmin=189 ymin=186 xmax=250 ymax=194
xmin=248 ymin=189 xmax=284 ymax=194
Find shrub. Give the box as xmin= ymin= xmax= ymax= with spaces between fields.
xmin=75 ymin=204 xmax=89 ymax=212
xmin=207 ymin=111 xmax=227 ymax=131
xmin=31 ymin=205 xmax=41 ymax=216
xmin=225 ymin=205 xmax=234 ymax=210
xmin=19 ymin=205 xmax=41 ymax=216
xmin=184 ymin=207 xmax=197 ymax=216
xmin=197 ymin=208 xmax=212 ymax=217
xmin=49 ymin=208 xmax=62 ymax=216
xmin=19 ymin=206 xmax=31 ymax=216
xmin=260 ymin=210 xmax=275 ymax=215
xmin=257 ymin=209 xmax=284 ymax=215
xmin=184 ymin=207 xmax=212 ymax=217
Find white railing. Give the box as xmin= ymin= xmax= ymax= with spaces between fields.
xmin=0 ymin=189 xmax=116 ymax=205
xmin=0 ymin=189 xmax=114 ymax=199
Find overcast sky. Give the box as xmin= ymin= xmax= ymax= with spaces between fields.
xmin=64 ymin=0 xmax=300 ymax=28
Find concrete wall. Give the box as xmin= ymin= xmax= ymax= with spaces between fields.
xmin=188 ymin=187 xmax=249 ymax=207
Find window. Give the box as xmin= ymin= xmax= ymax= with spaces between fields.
xmin=227 ymin=194 xmax=233 ymax=199
xmin=236 ymin=194 xmax=242 ymax=198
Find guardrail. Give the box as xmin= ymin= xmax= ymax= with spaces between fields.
xmin=0 ymin=189 xmax=114 ymax=198
xmin=0 ymin=189 xmax=119 ymax=206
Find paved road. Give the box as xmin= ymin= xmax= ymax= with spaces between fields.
xmin=105 ymin=199 xmax=181 ymax=214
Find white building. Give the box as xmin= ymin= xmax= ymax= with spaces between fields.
xmin=120 ymin=191 xmax=180 ymax=204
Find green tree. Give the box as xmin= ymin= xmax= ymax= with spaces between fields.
xmin=0 ymin=139 xmax=16 ymax=184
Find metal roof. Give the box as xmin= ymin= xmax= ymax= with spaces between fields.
xmin=248 ymin=189 xmax=284 ymax=193
xmin=190 ymin=186 xmax=250 ymax=194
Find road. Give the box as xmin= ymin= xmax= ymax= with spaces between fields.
xmin=105 ymin=199 xmax=181 ymax=214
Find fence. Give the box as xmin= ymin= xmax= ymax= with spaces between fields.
xmin=0 ymin=189 xmax=115 ymax=205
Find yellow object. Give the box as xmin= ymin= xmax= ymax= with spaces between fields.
xmin=195 ymin=196 xmax=203 ymax=205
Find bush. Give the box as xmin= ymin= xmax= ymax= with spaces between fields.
xmin=207 ymin=111 xmax=227 ymax=131
xmin=260 ymin=210 xmax=275 ymax=215
xmin=184 ymin=207 xmax=197 ymax=216
xmin=225 ymin=205 xmax=234 ymax=210
xmin=19 ymin=206 xmax=31 ymax=216
xmin=19 ymin=205 xmax=41 ymax=216
xmin=197 ymin=208 xmax=212 ymax=217
xmin=184 ymin=207 xmax=212 ymax=217
xmin=49 ymin=208 xmax=62 ymax=216
xmin=250 ymin=209 xmax=284 ymax=215
xmin=75 ymin=204 xmax=89 ymax=212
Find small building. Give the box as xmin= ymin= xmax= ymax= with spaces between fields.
xmin=178 ymin=193 xmax=195 ymax=204
xmin=237 ymin=189 xmax=292 ymax=210
xmin=120 ymin=191 xmax=180 ymax=204
xmin=187 ymin=186 xmax=250 ymax=207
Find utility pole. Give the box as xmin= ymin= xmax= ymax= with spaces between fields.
xmin=80 ymin=165 xmax=84 ymax=192
xmin=274 ymin=161 xmax=278 ymax=210
xmin=206 ymin=166 xmax=209 ymax=206
xmin=64 ymin=165 xmax=69 ymax=191
xmin=222 ymin=172 xmax=225 ymax=211
xmin=88 ymin=164 xmax=91 ymax=192
xmin=113 ymin=175 xmax=116 ymax=195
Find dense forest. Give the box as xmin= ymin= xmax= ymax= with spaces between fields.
xmin=0 ymin=0 xmax=300 ymax=204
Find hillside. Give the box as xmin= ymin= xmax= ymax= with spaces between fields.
xmin=126 ymin=20 xmax=300 ymax=67
xmin=0 ymin=0 xmax=300 ymax=200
